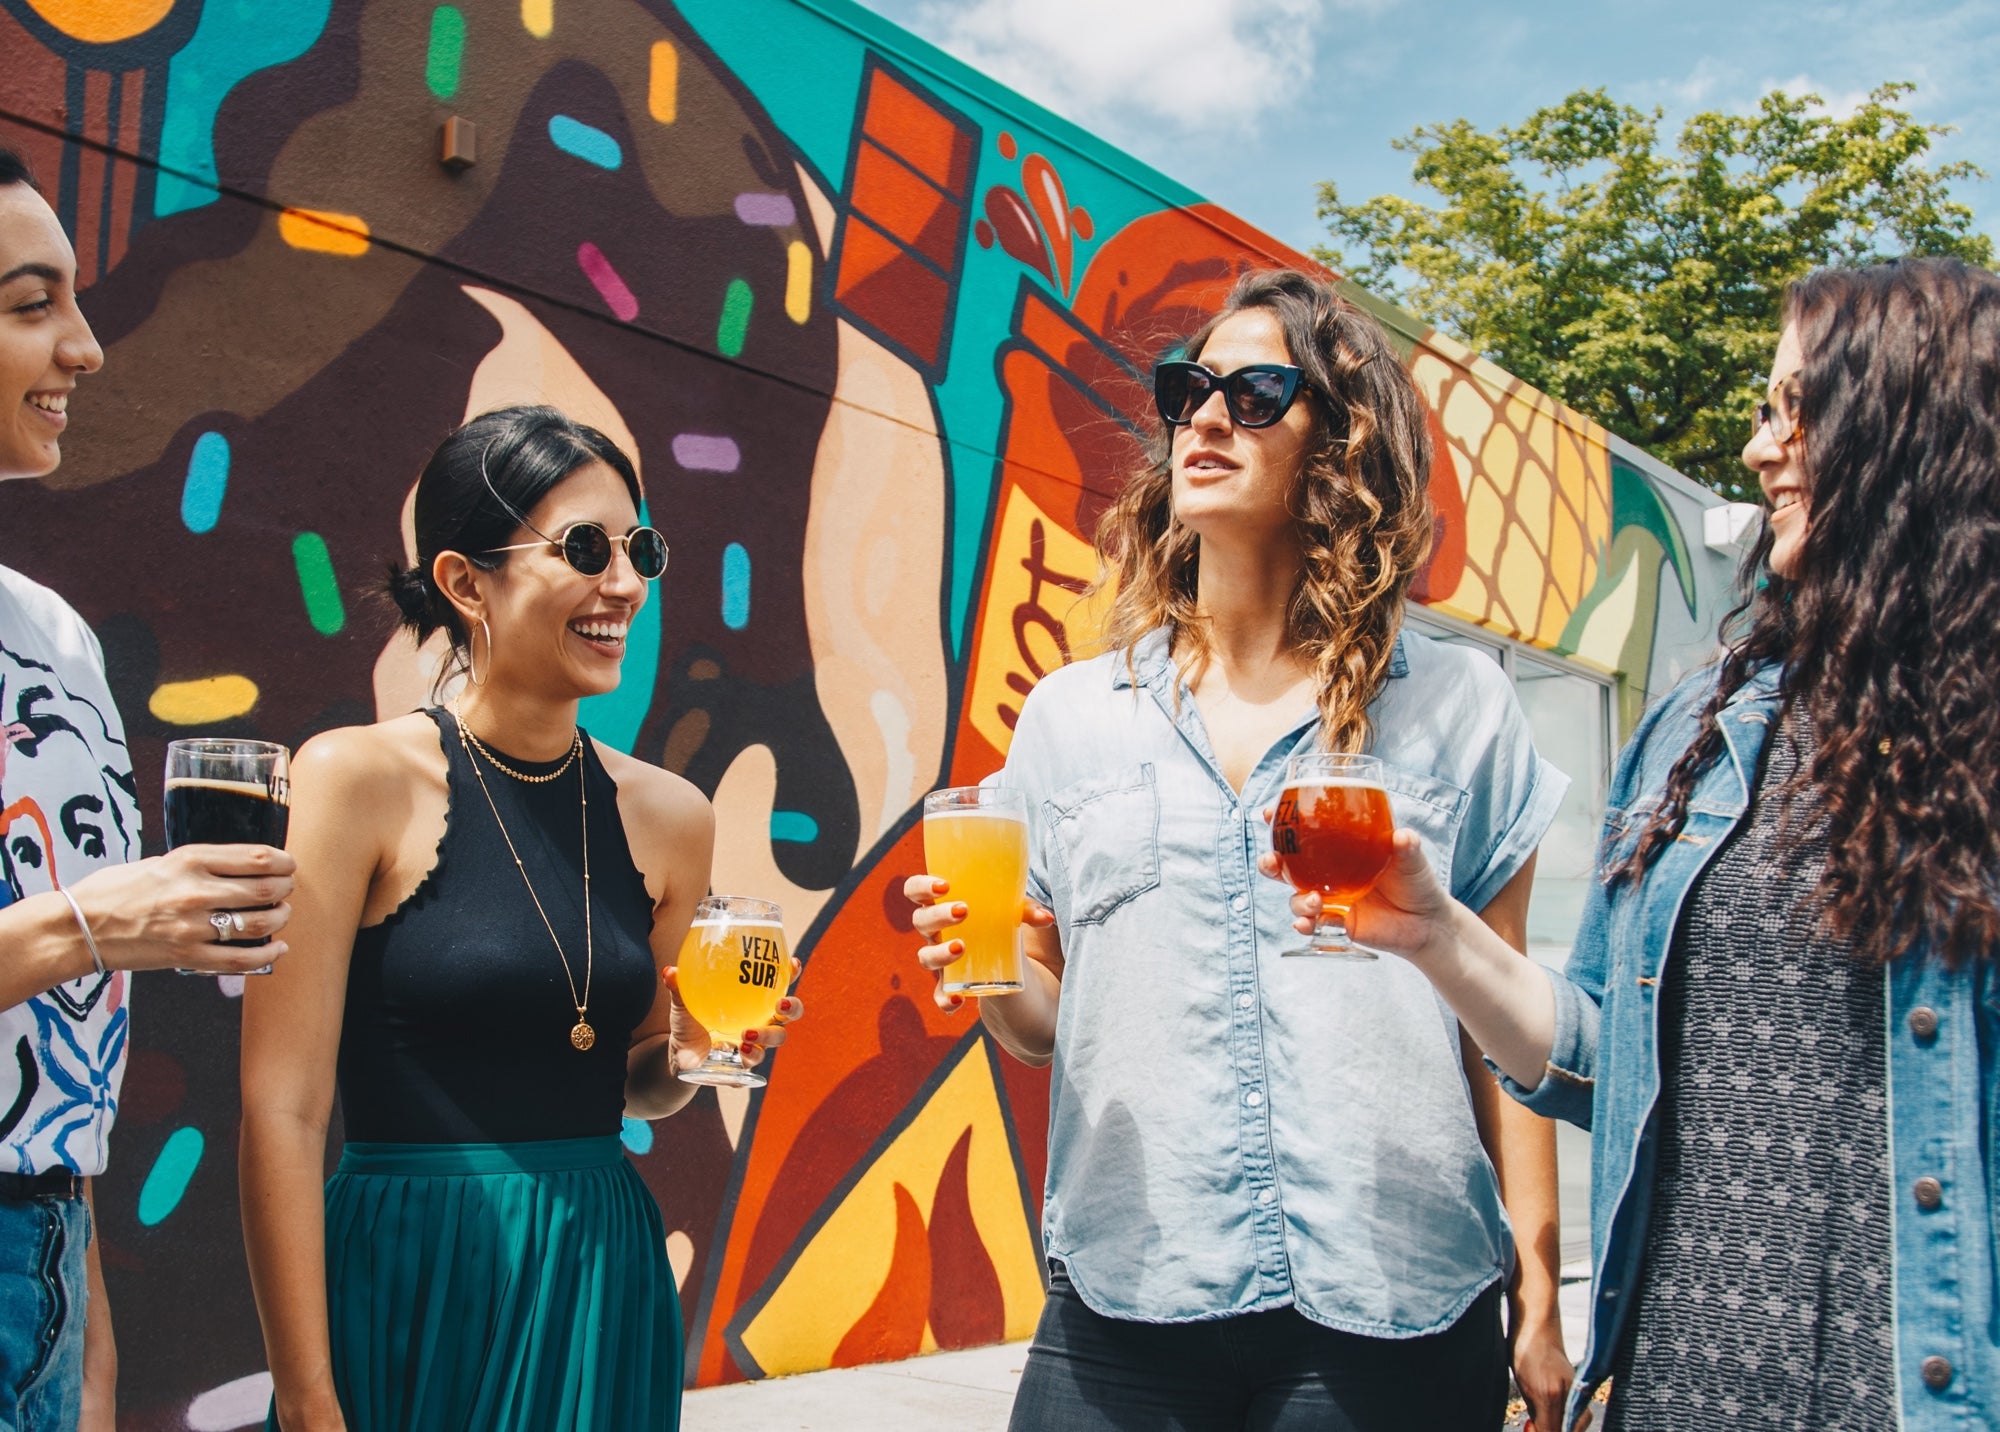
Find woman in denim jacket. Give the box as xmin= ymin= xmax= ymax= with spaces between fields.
xmin=907 ymin=269 xmax=1575 ymax=1430
xmin=1270 ymin=256 xmax=2000 ymax=1431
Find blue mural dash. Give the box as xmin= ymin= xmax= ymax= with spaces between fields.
xmin=578 ymin=500 xmax=663 ymax=752
xmin=721 ymin=542 xmax=751 ymax=629
xmin=180 ymin=431 xmax=230 ymax=533
xmin=156 ymin=0 xmax=334 ymax=216
xmin=770 ymin=810 xmax=819 ymax=844
xmin=620 ymin=1117 xmax=654 ymax=1155
xmin=138 ymin=1126 xmax=205 ymax=1226
xmin=548 ymin=114 xmax=623 ymax=170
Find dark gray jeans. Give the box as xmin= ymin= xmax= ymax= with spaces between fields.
xmin=1010 ymin=1266 xmax=1508 ymax=1432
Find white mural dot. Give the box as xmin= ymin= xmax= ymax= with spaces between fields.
xmin=187 ymin=1371 xmax=274 ymax=1430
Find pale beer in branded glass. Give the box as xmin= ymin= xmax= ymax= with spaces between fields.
xmin=1270 ymin=752 xmax=1395 ymax=959
xmin=164 ymin=738 xmax=291 ymax=973
xmin=675 ymin=895 xmax=791 ymax=1088
xmin=922 ymin=786 xmax=1029 ymax=995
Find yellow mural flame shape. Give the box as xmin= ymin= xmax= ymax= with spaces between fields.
xmin=24 ymin=0 xmax=175 ymax=45
xmin=735 ymin=1036 xmax=1043 ymax=1378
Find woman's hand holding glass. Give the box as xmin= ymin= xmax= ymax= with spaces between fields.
xmin=901 ymin=874 xmax=1056 ymax=1014
xmin=1256 ymin=825 xmax=1457 ymax=963
xmin=60 ymin=843 xmax=296 ymax=976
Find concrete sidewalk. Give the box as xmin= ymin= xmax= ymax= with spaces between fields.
xmin=683 ymin=1341 xmax=1027 ymax=1431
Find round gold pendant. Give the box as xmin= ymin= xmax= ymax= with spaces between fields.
xmin=570 ymin=1020 xmax=596 ymax=1051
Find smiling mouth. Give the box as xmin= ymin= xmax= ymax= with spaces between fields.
xmin=26 ymin=393 xmax=67 ymax=424
xmin=1770 ymin=493 xmax=1803 ymax=514
xmin=569 ymin=618 xmax=629 ymax=652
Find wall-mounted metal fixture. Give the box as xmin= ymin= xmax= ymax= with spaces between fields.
xmin=1703 ymin=502 xmax=1762 ymax=555
xmin=441 ymin=116 xmax=477 ymax=170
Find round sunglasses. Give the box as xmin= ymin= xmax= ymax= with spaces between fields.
xmin=483 ymin=522 xmax=670 ymax=580
xmin=1154 ymin=360 xmax=1316 ymax=429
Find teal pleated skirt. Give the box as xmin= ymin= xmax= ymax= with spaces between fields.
xmin=269 ymin=1136 xmax=681 ymax=1432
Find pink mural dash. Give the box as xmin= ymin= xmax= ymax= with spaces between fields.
xmin=672 ymin=434 xmax=742 ymax=471
xmin=576 ymin=242 xmax=639 ymax=321
xmin=734 ymin=193 xmax=797 ymax=226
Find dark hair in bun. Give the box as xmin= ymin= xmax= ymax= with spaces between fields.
xmin=384 ymin=405 xmax=642 ymax=687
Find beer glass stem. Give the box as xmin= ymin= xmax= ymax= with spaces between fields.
xmin=1306 ymin=904 xmax=1379 ymax=961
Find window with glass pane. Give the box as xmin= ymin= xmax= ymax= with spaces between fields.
xmin=1513 ymin=657 xmax=1610 ymax=969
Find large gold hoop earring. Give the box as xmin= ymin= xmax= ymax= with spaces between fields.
xmin=468 ymin=618 xmax=493 ymax=687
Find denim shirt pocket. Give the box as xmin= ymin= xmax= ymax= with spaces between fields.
xmin=1049 ymin=764 xmax=1162 ymax=926
xmin=1374 ymin=762 xmax=1467 ymax=896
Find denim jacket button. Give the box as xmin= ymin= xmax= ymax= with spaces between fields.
xmin=1913 ymin=1176 xmax=1943 ymax=1210
xmin=1920 ymin=1355 xmax=1953 ymax=1390
xmin=1231 ymin=894 xmax=1249 ymax=913
xmin=1908 ymin=1006 xmax=1940 ymax=1040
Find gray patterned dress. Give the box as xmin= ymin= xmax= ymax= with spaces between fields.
xmin=1605 ymin=706 xmax=1896 ymax=1430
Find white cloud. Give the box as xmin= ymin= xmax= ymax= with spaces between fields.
xmin=907 ymin=0 xmax=1389 ymax=134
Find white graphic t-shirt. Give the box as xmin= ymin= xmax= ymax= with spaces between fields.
xmin=0 ymin=564 xmax=135 ymax=1176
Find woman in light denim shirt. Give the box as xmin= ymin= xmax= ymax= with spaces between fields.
xmin=1283 ymin=256 xmax=2000 ymax=1432
xmin=907 ymin=270 xmax=1573 ymax=1430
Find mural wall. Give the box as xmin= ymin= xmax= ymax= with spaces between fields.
xmin=0 ymin=0 xmax=1736 ymax=1424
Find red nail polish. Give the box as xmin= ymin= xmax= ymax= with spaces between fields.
xmin=952 ymin=903 xmax=968 ymax=919
xmin=948 ymin=939 xmax=964 ymax=955
xmin=742 ymin=1030 xmax=760 ymax=1045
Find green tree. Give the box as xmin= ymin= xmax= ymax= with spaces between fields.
xmin=1316 ymin=83 xmax=1992 ymax=500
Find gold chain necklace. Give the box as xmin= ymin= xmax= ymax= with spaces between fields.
xmin=452 ymin=708 xmax=596 ymax=1051
xmin=459 ymin=714 xmax=581 ymax=783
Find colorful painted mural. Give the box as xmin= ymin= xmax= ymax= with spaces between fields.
xmin=0 ymin=0 xmax=1736 ymax=1423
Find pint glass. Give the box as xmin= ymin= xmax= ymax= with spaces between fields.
xmin=922 ymin=786 xmax=1029 ymax=996
xmin=164 ymin=739 xmax=290 ymax=966
xmin=675 ymin=895 xmax=790 ymax=1088
xmin=1270 ymin=752 xmax=1394 ymax=958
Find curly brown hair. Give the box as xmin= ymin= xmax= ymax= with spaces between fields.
xmin=1091 ymin=269 xmax=1437 ymax=754
xmin=1618 ymin=257 xmax=2000 ymax=965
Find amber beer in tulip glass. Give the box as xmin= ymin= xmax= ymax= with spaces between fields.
xmin=922 ymin=786 xmax=1029 ymax=996
xmin=675 ymin=895 xmax=790 ymax=1088
xmin=1270 ymin=753 xmax=1395 ymax=959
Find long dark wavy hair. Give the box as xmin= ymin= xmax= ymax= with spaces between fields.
xmin=1093 ymin=269 xmax=1435 ymax=754
xmin=1618 ymin=257 xmax=2000 ymax=965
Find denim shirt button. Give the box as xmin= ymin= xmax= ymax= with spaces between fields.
xmin=1256 ymin=1188 xmax=1275 ymax=1207
xmin=1246 ymin=1090 xmax=1264 ymax=1107
xmin=1236 ymin=992 xmax=1254 ymax=1010
xmin=1231 ymin=894 xmax=1249 ymax=913
xmin=1920 ymin=1356 xmax=1953 ymax=1391
xmin=1913 ymin=1176 xmax=1944 ymax=1210
xmin=1908 ymin=1006 xmax=1940 ymax=1040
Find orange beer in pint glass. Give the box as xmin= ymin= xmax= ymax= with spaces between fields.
xmin=922 ymin=786 xmax=1030 ymax=995
xmin=1270 ymin=753 xmax=1395 ymax=958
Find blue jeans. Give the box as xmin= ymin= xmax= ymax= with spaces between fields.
xmin=1011 ymin=1266 xmax=1507 ymax=1431
xmin=0 ymin=1194 xmax=88 ymax=1432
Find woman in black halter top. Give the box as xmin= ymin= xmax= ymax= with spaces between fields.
xmin=238 ymin=407 xmax=802 ymax=1432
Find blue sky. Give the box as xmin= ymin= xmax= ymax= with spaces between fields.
xmin=852 ymin=0 xmax=1998 ymax=261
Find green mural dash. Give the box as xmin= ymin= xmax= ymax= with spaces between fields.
xmin=718 ymin=278 xmax=753 ymax=358
xmin=426 ymin=6 xmax=465 ymax=100
xmin=293 ymin=532 xmax=346 ymax=636
xmin=138 ymin=1126 xmax=204 ymax=1226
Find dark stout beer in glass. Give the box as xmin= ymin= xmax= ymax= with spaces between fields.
xmin=1270 ymin=753 xmax=1394 ymax=959
xmin=164 ymin=739 xmax=290 ymax=961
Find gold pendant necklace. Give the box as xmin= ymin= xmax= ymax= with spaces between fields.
xmin=453 ymin=706 xmax=595 ymax=1050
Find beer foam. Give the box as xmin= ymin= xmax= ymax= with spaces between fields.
xmin=165 ymin=776 xmax=279 ymax=799
xmin=923 ymin=806 xmax=1028 ymax=824
xmin=688 ymin=919 xmax=786 ymax=932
